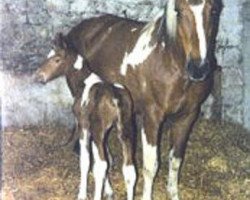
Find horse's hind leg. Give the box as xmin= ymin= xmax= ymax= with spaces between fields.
xmin=92 ymin=127 xmax=109 ymax=200
xmin=167 ymin=109 xmax=199 ymax=200
xmin=117 ymin=116 xmax=136 ymax=200
xmin=78 ymin=128 xmax=91 ymax=200
xmin=104 ymin=144 xmax=114 ymax=199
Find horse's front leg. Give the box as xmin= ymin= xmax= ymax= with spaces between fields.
xmin=167 ymin=109 xmax=200 ymax=200
xmin=141 ymin=112 xmax=162 ymax=200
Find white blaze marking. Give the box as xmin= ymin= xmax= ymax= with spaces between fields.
xmin=141 ymin=127 xmax=158 ymax=200
xmin=120 ymin=13 xmax=162 ymax=76
xmin=74 ymin=55 xmax=83 ymax=70
xmin=92 ymin=142 xmax=108 ymax=200
xmin=122 ymin=165 xmax=136 ymax=200
xmin=114 ymin=83 xmax=125 ymax=89
xmin=167 ymin=149 xmax=181 ymax=200
xmin=81 ymin=73 xmax=102 ymax=106
xmin=78 ymin=130 xmax=90 ymax=200
xmin=166 ymin=0 xmax=178 ymax=38
xmin=190 ymin=2 xmax=207 ymax=62
xmin=47 ymin=50 xmax=55 ymax=58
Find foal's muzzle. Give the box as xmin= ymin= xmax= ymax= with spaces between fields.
xmin=186 ymin=59 xmax=211 ymax=82
xmin=33 ymin=69 xmax=48 ymax=84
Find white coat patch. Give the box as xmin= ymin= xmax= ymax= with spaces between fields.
xmin=74 ymin=55 xmax=84 ymax=70
xmin=190 ymin=2 xmax=207 ymax=62
xmin=131 ymin=28 xmax=138 ymax=32
xmin=114 ymin=83 xmax=125 ymax=89
xmin=119 ymin=13 xmax=162 ymax=76
xmin=81 ymin=73 xmax=102 ymax=106
xmin=47 ymin=50 xmax=55 ymax=58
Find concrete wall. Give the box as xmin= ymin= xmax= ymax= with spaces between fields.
xmin=1 ymin=0 xmax=250 ymax=130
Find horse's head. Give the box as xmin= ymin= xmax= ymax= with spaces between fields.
xmin=35 ymin=33 xmax=77 ymax=83
xmin=165 ymin=0 xmax=222 ymax=81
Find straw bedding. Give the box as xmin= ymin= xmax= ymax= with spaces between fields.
xmin=2 ymin=119 xmax=250 ymax=200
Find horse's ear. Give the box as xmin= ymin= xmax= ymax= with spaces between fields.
xmin=53 ymin=32 xmax=68 ymax=49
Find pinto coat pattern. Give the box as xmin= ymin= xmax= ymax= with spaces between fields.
xmin=36 ymin=0 xmax=222 ymax=199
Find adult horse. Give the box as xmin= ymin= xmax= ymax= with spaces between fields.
xmin=37 ymin=0 xmax=222 ymax=199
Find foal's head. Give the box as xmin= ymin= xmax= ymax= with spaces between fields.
xmin=35 ymin=33 xmax=77 ymax=83
xmin=165 ymin=0 xmax=222 ymax=80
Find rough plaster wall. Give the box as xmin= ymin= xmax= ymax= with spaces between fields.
xmin=1 ymin=72 xmax=74 ymax=128
xmin=0 ymin=0 xmax=249 ymax=130
xmin=216 ymin=0 xmax=244 ymax=125
xmin=242 ymin=0 xmax=250 ymax=130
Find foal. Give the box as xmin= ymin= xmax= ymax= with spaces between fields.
xmin=78 ymin=78 xmax=136 ymax=200
xmin=35 ymin=34 xmax=136 ymax=200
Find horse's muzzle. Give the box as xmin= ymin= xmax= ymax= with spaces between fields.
xmin=186 ymin=59 xmax=211 ymax=82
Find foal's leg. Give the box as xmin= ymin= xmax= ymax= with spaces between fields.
xmin=141 ymin=114 xmax=160 ymax=200
xmin=92 ymin=129 xmax=108 ymax=200
xmin=104 ymin=144 xmax=114 ymax=199
xmin=78 ymin=129 xmax=90 ymax=200
xmin=167 ymin=110 xmax=199 ymax=200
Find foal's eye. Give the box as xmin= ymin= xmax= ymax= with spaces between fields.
xmin=55 ymin=58 xmax=61 ymax=63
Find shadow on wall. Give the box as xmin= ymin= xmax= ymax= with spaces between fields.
xmin=1 ymin=71 xmax=74 ymax=129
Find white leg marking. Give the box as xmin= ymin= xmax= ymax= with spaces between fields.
xmin=190 ymin=2 xmax=207 ymax=62
xmin=92 ymin=142 xmax=108 ymax=200
xmin=119 ymin=13 xmax=163 ymax=76
xmin=122 ymin=165 xmax=136 ymax=200
xmin=104 ymin=178 xmax=113 ymax=199
xmin=78 ymin=130 xmax=90 ymax=200
xmin=167 ymin=149 xmax=181 ymax=200
xmin=47 ymin=50 xmax=55 ymax=58
xmin=74 ymin=55 xmax=84 ymax=70
xmin=81 ymin=73 xmax=102 ymax=106
xmin=104 ymin=146 xmax=114 ymax=198
xmin=141 ymin=128 xmax=158 ymax=200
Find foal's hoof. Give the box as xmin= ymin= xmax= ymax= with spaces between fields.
xmin=167 ymin=185 xmax=180 ymax=200
xmin=104 ymin=194 xmax=114 ymax=200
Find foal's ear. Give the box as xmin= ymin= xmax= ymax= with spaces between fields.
xmin=53 ymin=32 xmax=68 ymax=50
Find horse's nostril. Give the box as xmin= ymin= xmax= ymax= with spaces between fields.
xmin=186 ymin=59 xmax=211 ymax=82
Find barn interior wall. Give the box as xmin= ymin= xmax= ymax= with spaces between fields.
xmin=242 ymin=0 xmax=250 ymax=130
xmin=0 ymin=0 xmax=249 ymax=131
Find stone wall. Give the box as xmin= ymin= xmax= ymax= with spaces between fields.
xmin=242 ymin=1 xmax=250 ymax=130
xmin=1 ymin=0 xmax=249 ymax=130
xmin=0 ymin=0 xmax=164 ymax=73
xmin=216 ymin=0 xmax=246 ymax=125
